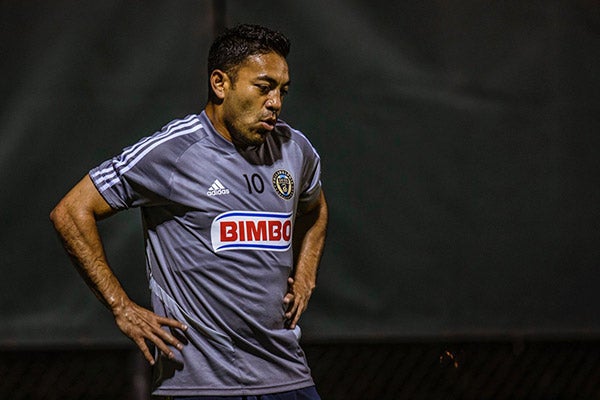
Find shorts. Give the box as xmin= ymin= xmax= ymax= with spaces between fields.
xmin=168 ymin=386 xmax=321 ymax=400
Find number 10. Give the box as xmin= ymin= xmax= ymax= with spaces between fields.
xmin=243 ymin=173 xmax=265 ymax=194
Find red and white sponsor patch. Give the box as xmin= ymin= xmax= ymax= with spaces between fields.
xmin=211 ymin=211 xmax=293 ymax=252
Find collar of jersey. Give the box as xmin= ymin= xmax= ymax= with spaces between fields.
xmin=198 ymin=110 xmax=239 ymax=153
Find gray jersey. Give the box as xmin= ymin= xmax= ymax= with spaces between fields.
xmin=89 ymin=111 xmax=322 ymax=396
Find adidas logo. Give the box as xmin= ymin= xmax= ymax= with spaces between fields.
xmin=207 ymin=179 xmax=230 ymax=196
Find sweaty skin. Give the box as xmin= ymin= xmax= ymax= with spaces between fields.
xmin=49 ymin=175 xmax=188 ymax=365
xmin=286 ymin=190 xmax=328 ymax=328
xmin=205 ymin=52 xmax=290 ymax=148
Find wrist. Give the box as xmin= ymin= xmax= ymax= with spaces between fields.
xmin=107 ymin=292 xmax=131 ymax=315
xmin=293 ymin=275 xmax=316 ymax=292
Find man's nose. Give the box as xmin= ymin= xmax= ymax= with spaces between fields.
xmin=266 ymin=91 xmax=282 ymax=112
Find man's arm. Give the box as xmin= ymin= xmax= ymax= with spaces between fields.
xmin=285 ymin=190 xmax=328 ymax=329
xmin=50 ymin=175 xmax=187 ymax=365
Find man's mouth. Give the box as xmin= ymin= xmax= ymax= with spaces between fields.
xmin=259 ymin=117 xmax=277 ymax=131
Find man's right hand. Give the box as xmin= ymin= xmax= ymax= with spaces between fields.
xmin=112 ymin=299 xmax=188 ymax=365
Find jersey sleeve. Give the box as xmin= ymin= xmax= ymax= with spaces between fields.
xmin=88 ymin=115 xmax=202 ymax=210
xmin=297 ymin=135 xmax=322 ymax=207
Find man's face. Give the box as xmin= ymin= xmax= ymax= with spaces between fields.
xmin=221 ymin=52 xmax=290 ymax=147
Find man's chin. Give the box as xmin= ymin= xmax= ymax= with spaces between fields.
xmin=233 ymin=131 xmax=268 ymax=147
xmin=250 ymin=136 xmax=268 ymax=146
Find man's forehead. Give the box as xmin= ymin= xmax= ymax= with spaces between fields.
xmin=238 ymin=52 xmax=289 ymax=81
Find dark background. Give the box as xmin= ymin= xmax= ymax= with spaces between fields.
xmin=2 ymin=0 xmax=599 ymax=347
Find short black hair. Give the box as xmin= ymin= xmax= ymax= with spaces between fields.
xmin=207 ymin=24 xmax=291 ymax=93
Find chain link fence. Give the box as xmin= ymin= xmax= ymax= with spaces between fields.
xmin=1 ymin=339 xmax=600 ymax=399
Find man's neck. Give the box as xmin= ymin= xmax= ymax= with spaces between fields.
xmin=204 ymin=103 xmax=232 ymax=143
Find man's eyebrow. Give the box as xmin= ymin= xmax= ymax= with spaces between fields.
xmin=255 ymin=75 xmax=291 ymax=87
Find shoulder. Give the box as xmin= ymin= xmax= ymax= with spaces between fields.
xmin=153 ymin=114 xmax=208 ymax=148
xmin=273 ymin=120 xmax=320 ymax=158
xmin=128 ymin=114 xmax=208 ymax=164
xmin=96 ymin=114 xmax=209 ymax=185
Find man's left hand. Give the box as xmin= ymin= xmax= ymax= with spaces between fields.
xmin=283 ymin=276 xmax=314 ymax=329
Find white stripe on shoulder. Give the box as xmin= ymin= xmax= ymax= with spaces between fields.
xmin=118 ymin=124 xmax=200 ymax=175
xmin=117 ymin=115 xmax=199 ymax=169
xmin=118 ymin=115 xmax=198 ymax=160
xmin=91 ymin=115 xmax=199 ymax=182
xmin=94 ymin=116 xmax=203 ymax=191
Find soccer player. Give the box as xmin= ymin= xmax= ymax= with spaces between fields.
xmin=50 ymin=24 xmax=327 ymax=399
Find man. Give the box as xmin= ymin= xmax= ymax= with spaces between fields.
xmin=50 ymin=24 xmax=327 ymax=399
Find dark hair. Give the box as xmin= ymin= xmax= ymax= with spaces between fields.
xmin=207 ymin=24 xmax=291 ymax=96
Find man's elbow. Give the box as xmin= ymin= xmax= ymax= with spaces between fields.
xmin=298 ymin=190 xmax=327 ymax=216
xmin=49 ymin=200 xmax=69 ymax=231
xmin=49 ymin=196 xmax=83 ymax=231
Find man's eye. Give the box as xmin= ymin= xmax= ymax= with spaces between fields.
xmin=256 ymin=84 xmax=270 ymax=93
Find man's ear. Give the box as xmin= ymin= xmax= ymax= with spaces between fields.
xmin=210 ymin=69 xmax=229 ymax=100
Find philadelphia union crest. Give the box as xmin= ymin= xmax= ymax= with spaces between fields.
xmin=272 ymin=169 xmax=294 ymax=200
